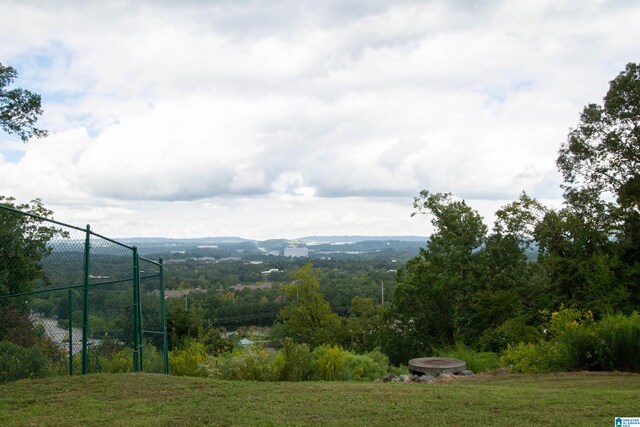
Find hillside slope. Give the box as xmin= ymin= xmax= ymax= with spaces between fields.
xmin=1 ymin=372 xmax=639 ymax=426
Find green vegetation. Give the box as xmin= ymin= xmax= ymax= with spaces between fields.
xmin=502 ymin=309 xmax=640 ymax=373
xmin=1 ymin=372 xmax=639 ymax=426
xmin=0 ymin=62 xmax=48 ymax=142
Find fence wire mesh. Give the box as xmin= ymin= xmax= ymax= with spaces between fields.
xmin=0 ymin=202 xmax=167 ymax=382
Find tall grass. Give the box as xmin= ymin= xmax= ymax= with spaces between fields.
xmin=435 ymin=343 xmax=501 ymax=373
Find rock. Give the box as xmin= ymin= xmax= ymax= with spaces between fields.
xmin=419 ymin=375 xmax=435 ymax=384
xmin=398 ymin=374 xmax=412 ymax=384
xmin=459 ymin=370 xmax=475 ymax=376
xmin=438 ymin=372 xmax=454 ymax=379
xmin=383 ymin=374 xmax=397 ymax=383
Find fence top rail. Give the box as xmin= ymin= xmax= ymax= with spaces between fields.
xmin=0 ymin=203 xmax=136 ymax=251
xmin=90 ymin=229 xmax=135 ymax=251
xmin=138 ymin=256 xmax=162 ymax=266
xmin=0 ymin=203 xmax=86 ymax=233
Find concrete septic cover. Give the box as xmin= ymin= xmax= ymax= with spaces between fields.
xmin=408 ymin=357 xmax=466 ymax=377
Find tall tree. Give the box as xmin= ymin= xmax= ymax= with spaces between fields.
xmin=383 ymin=192 xmax=487 ymax=363
xmin=557 ymin=62 xmax=640 ymax=238
xmin=278 ymin=264 xmax=342 ymax=348
xmin=555 ymin=62 xmax=640 ymax=311
xmin=0 ymin=62 xmax=48 ymax=142
xmin=0 ymin=197 xmax=67 ymax=343
xmin=0 ymin=197 xmax=66 ymax=297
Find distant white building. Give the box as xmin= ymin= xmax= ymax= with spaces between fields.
xmin=284 ymin=247 xmax=309 ymax=258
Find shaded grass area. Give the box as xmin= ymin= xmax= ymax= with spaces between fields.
xmin=1 ymin=372 xmax=639 ymax=426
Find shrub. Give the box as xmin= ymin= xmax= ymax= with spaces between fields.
xmin=387 ymin=364 xmax=408 ymax=376
xmin=205 ymin=346 xmax=277 ymax=381
xmin=99 ymin=347 xmax=134 ymax=373
xmin=502 ymin=310 xmax=640 ymax=373
xmin=310 ymin=345 xmax=347 ymax=381
xmin=343 ymin=353 xmax=387 ymax=381
xmin=0 ymin=341 xmax=52 ymax=383
xmin=99 ymin=343 xmax=164 ymax=374
xmin=501 ymin=341 xmax=560 ymax=373
xmin=275 ymin=338 xmax=311 ymax=381
xmin=435 ymin=343 xmax=501 ymax=373
xmin=169 ymin=339 xmax=208 ymax=377
xmin=478 ymin=317 xmax=541 ymax=352
xmin=590 ymin=312 xmax=640 ymax=372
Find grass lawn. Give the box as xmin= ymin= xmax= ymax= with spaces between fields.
xmin=1 ymin=371 xmax=639 ymax=426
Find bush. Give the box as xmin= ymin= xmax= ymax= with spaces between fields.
xmin=99 ymin=343 xmax=164 ymax=374
xmin=205 ymin=346 xmax=277 ymax=381
xmin=0 ymin=341 xmax=52 ymax=383
xmin=435 ymin=343 xmax=501 ymax=373
xmin=590 ymin=312 xmax=640 ymax=372
xmin=387 ymin=364 xmax=408 ymax=376
xmin=500 ymin=341 xmax=564 ymax=373
xmin=99 ymin=347 xmax=134 ymax=373
xmin=275 ymin=338 xmax=311 ymax=381
xmin=501 ymin=310 xmax=640 ymax=373
xmin=478 ymin=317 xmax=541 ymax=352
xmin=169 ymin=339 xmax=208 ymax=377
xmin=308 ymin=346 xmax=388 ymax=381
xmin=310 ymin=345 xmax=346 ymax=381
xmin=343 ymin=352 xmax=387 ymax=381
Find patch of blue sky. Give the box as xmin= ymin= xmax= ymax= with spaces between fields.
xmin=0 ymin=148 xmax=25 ymax=163
xmin=0 ymin=137 xmax=27 ymax=163
xmin=482 ymin=79 xmax=536 ymax=109
xmin=42 ymin=90 xmax=83 ymax=105
xmin=8 ymin=42 xmax=75 ymax=89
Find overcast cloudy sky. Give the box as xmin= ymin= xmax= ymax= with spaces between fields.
xmin=1 ymin=0 xmax=638 ymax=240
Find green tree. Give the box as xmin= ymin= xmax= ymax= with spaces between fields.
xmin=344 ymin=296 xmax=384 ymax=353
xmin=383 ymin=192 xmax=488 ymax=364
xmin=0 ymin=63 xmax=48 ymax=142
xmin=278 ymin=264 xmax=342 ymax=348
xmin=0 ymin=197 xmax=67 ymax=344
xmin=557 ymin=63 xmax=640 ymax=219
xmin=0 ymin=197 xmax=66 ymax=297
xmin=557 ymin=63 xmax=640 ymax=263
xmin=553 ymin=63 xmax=640 ymax=312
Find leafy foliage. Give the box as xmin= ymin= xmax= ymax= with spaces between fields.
xmin=0 ymin=197 xmax=68 ymax=297
xmin=278 ymin=264 xmax=342 ymax=348
xmin=169 ymin=339 xmax=208 ymax=377
xmin=502 ymin=309 xmax=640 ymax=373
xmin=0 ymin=341 xmax=53 ymax=383
xmin=0 ymin=63 xmax=48 ymax=142
xmin=434 ymin=343 xmax=500 ymax=373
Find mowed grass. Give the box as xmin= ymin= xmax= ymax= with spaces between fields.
xmin=1 ymin=372 xmax=639 ymax=426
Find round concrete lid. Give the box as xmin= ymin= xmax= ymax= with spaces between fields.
xmin=408 ymin=357 xmax=466 ymax=374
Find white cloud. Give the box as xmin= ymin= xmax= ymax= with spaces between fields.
xmin=1 ymin=0 xmax=639 ymax=237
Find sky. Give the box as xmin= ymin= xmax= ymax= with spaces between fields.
xmin=0 ymin=0 xmax=639 ymax=240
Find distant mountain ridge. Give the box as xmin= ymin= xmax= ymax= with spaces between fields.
xmin=118 ymin=235 xmax=427 ymax=244
xmin=294 ymin=235 xmax=428 ymax=243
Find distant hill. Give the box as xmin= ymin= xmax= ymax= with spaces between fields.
xmin=294 ymin=235 xmax=427 ymax=243
xmin=106 ymin=235 xmax=427 ymax=259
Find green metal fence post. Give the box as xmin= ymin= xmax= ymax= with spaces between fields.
xmin=82 ymin=224 xmax=90 ymax=375
xmin=159 ymin=258 xmax=169 ymax=374
xmin=133 ymin=247 xmax=140 ymax=372
xmin=68 ymin=289 xmax=73 ymax=375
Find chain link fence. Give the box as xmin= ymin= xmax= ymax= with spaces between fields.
xmin=0 ymin=202 xmax=168 ymax=381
